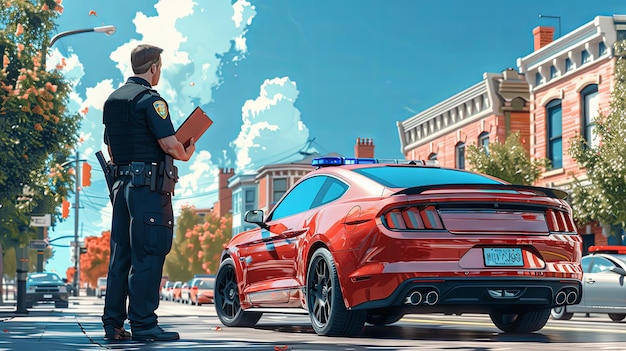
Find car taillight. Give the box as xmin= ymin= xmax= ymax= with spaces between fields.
xmin=383 ymin=205 xmax=444 ymax=230
xmin=545 ymin=208 xmax=576 ymax=233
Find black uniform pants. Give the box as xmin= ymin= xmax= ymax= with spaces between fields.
xmin=102 ymin=176 xmax=174 ymax=331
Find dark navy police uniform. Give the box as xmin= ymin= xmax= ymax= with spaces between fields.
xmin=102 ymin=77 xmax=176 ymax=333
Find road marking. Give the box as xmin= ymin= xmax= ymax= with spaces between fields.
xmin=401 ymin=317 xmax=626 ymax=334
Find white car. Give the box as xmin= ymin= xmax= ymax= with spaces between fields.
xmin=551 ymin=246 xmax=626 ymax=322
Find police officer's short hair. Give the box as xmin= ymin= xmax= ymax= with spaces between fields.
xmin=131 ymin=44 xmax=163 ymax=74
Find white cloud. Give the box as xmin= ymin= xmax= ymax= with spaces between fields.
xmin=232 ymin=77 xmax=314 ymax=172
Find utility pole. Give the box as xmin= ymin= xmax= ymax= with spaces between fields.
xmin=73 ymin=150 xmax=80 ymax=297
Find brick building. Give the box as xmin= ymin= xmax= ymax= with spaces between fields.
xmin=398 ymin=15 xmax=626 ymax=251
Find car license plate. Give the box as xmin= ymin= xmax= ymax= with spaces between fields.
xmin=483 ymin=248 xmax=524 ymax=267
xmin=44 ymin=294 xmax=53 ymax=299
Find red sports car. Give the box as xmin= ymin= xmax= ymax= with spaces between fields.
xmin=214 ymin=157 xmax=583 ymax=336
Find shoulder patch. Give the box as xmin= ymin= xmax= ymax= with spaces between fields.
xmin=153 ymin=100 xmax=168 ymax=119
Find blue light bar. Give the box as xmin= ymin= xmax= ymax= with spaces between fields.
xmin=312 ymin=157 xmax=439 ymax=167
xmin=312 ymin=157 xmax=377 ymax=167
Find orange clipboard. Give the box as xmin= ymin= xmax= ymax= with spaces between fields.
xmin=175 ymin=106 xmax=213 ymax=148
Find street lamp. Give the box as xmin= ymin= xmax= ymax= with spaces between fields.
xmin=539 ymin=15 xmax=562 ymax=38
xmin=60 ymin=152 xmax=86 ymax=296
xmin=49 ymin=25 xmax=116 ymax=47
xmin=47 ymin=25 xmax=115 ymax=297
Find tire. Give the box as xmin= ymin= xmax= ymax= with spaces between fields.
xmin=366 ymin=312 xmax=403 ymax=326
xmin=490 ymin=308 xmax=551 ymax=333
xmin=550 ymin=306 xmax=574 ymax=320
xmin=215 ymin=257 xmax=262 ymax=327
xmin=306 ymin=247 xmax=366 ymax=336
xmin=608 ymin=313 xmax=626 ymax=322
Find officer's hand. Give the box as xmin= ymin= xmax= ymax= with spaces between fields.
xmin=184 ymin=138 xmax=196 ymax=160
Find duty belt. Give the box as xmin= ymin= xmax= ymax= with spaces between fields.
xmin=112 ymin=160 xmax=177 ymax=194
xmin=113 ymin=164 xmax=155 ymax=178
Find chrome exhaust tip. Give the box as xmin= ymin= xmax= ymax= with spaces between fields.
xmin=566 ymin=291 xmax=578 ymax=304
xmin=425 ymin=290 xmax=439 ymax=305
xmin=404 ymin=291 xmax=422 ymax=305
xmin=555 ymin=290 xmax=567 ymax=305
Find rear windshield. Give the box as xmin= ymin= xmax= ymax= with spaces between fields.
xmin=353 ymin=166 xmax=503 ymax=189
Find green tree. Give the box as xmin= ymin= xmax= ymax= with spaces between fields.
xmin=568 ymin=41 xmax=626 ymax=231
xmin=466 ymin=132 xmax=550 ymax=185
xmin=0 ymin=2 xmax=80 ymax=255
xmin=164 ymin=205 xmax=205 ymax=281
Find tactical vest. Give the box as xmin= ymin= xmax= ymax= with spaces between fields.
xmin=103 ymin=83 xmax=165 ymax=165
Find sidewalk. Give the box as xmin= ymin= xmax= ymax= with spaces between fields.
xmin=0 ymin=297 xmax=217 ymax=350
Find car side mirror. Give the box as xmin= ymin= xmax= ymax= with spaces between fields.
xmin=610 ymin=266 xmax=626 ymax=276
xmin=244 ymin=210 xmax=268 ymax=229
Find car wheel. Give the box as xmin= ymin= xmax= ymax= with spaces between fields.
xmin=608 ymin=313 xmax=626 ymax=322
xmin=215 ymin=257 xmax=262 ymax=327
xmin=306 ymin=247 xmax=366 ymax=336
xmin=366 ymin=312 xmax=403 ymax=326
xmin=489 ymin=308 xmax=551 ymax=333
xmin=550 ymin=306 xmax=574 ymax=320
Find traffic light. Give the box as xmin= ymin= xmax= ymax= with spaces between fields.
xmin=82 ymin=161 xmax=92 ymax=187
xmin=62 ymin=199 xmax=70 ymax=219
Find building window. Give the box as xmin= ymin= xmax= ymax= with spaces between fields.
xmin=535 ymin=72 xmax=544 ymax=86
xmin=565 ymin=58 xmax=573 ymax=72
xmin=619 ymin=30 xmax=626 ymax=41
xmin=455 ymin=142 xmax=465 ymax=169
xmin=546 ymin=99 xmax=563 ymax=169
xmin=244 ymin=189 xmax=255 ymax=212
xmin=428 ymin=152 xmax=438 ymax=161
xmin=581 ymin=50 xmax=591 ymax=65
xmin=232 ymin=190 xmax=241 ymax=215
xmin=272 ymin=178 xmax=287 ymax=203
xmin=581 ymin=84 xmax=599 ymax=148
xmin=599 ymin=42 xmax=607 ymax=56
xmin=478 ymin=132 xmax=490 ymax=156
xmin=549 ymin=65 xmax=558 ymax=79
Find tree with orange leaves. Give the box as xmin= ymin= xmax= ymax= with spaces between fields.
xmin=80 ymin=231 xmax=111 ymax=287
xmin=164 ymin=205 xmax=232 ymax=281
xmin=0 ymin=1 xmax=80 ymax=259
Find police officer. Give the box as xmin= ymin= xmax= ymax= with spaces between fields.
xmin=101 ymin=44 xmax=195 ymax=342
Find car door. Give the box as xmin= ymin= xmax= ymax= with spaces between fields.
xmin=583 ymin=256 xmax=626 ymax=309
xmin=240 ymin=176 xmax=327 ymax=304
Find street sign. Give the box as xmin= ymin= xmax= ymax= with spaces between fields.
xmin=30 ymin=214 xmax=51 ymax=227
xmin=29 ymin=240 xmax=49 ymax=250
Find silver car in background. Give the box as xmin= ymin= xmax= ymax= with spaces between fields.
xmin=551 ymin=246 xmax=626 ymax=322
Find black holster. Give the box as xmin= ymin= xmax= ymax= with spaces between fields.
xmin=159 ymin=155 xmax=178 ymax=195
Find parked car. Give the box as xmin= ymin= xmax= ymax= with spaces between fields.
xmin=96 ymin=276 xmax=107 ymax=298
xmin=171 ymin=281 xmax=183 ymax=302
xmin=180 ymin=280 xmax=192 ymax=304
xmin=190 ymin=276 xmax=215 ymax=305
xmin=161 ymin=281 xmax=174 ymax=301
xmin=25 ymin=272 xmax=69 ymax=309
xmin=214 ymin=156 xmax=583 ymax=336
xmin=552 ymin=245 xmax=626 ymax=322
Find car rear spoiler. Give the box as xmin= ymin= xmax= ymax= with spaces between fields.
xmin=393 ymin=183 xmax=568 ymax=200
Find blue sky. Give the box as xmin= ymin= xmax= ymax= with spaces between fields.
xmin=45 ymin=0 xmax=626 ymax=274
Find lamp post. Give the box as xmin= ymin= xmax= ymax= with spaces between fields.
xmin=49 ymin=25 xmax=116 ymax=47
xmin=49 ymin=25 xmax=115 ymax=297
xmin=60 ymin=152 xmax=86 ymax=297
xmin=539 ymin=14 xmax=562 ymax=38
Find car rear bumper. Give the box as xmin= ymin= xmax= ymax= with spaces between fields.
xmin=349 ymin=277 xmax=582 ymax=313
xmin=26 ymin=292 xmax=69 ymax=304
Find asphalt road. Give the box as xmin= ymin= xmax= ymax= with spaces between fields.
xmin=1 ymin=296 xmax=626 ymax=350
